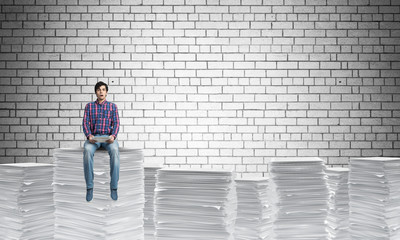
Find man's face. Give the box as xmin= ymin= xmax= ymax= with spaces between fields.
xmin=96 ymin=85 xmax=107 ymax=102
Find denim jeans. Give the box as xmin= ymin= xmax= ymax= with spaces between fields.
xmin=83 ymin=135 xmax=120 ymax=190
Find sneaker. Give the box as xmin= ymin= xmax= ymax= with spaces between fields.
xmin=111 ymin=189 xmax=118 ymax=201
xmin=86 ymin=188 xmax=93 ymax=202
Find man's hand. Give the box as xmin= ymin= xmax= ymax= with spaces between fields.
xmin=106 ymin=135 xmax=115 ymax=144
xmin=88 ymin=135 xmax=96 ymax=144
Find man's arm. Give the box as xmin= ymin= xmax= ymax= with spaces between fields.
xmin=83 ymin=103 xmax=93 ymax=139
xmin=110 ymin=104 xmax=120 ymax=139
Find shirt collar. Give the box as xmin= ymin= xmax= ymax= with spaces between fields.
xmin=95 ymin=99 xmax=107 ymax=105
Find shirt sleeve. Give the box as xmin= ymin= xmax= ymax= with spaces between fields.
xmin=82 ymin=103 xmax=92 ymax=139
xmin=111 ymin=104 xmax=120 ymax=139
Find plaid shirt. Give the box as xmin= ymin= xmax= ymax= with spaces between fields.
xmin=82 ymin=99 xmax=120 ymax=139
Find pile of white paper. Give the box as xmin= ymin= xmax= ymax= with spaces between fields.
xmin=325 ymin=168 xmax=349 ymax=240
xmin=144 ymin=166 xmax=162 ymax=240
xmin=0 ymin=163 xmax=54 ymax=240
xmin=53 ymin=148 xmax=144 ymax=240
xmin=235 ymin=177 xmax=272 ymax=240
xmin=349 ymin=157 xmax=400 ymax=240
xmin=154 ymin=168 xmax=237 ymax=240
xmin=269 ymin=157 xmax=328 ymax=240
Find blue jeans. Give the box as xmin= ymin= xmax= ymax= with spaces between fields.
xmin=83 ymin=135 xmax=120 ymax=190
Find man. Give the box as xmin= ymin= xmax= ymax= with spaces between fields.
xmin=82 ymin=81 xmax=120 ymax=202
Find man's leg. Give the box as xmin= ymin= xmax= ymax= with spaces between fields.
xmin=83 ymin=140 xmax=99 ymax=190
xmin=103 ymin=139 xmax=120 ymax=200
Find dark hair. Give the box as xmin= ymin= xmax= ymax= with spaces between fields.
xmin=95 ymin=81 xmax=108 ymax=92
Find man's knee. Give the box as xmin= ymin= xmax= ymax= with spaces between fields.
xmin=109 ymin=144 xmax=119 ymax=154
xmin=84 ymin=142 xmax=96 ymax=155
xmin=107 ymin=143 xmax=119 ymax=157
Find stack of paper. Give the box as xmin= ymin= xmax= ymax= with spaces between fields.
xmin=144 ymin=166 xmax=162 ymax=240
xmin=53 ymin=148 xmax=144 ymax=240
xmin=325 ymin=168 xmax=350 ymax=240
xmin=154 ymin=168 xmax=237 ymax=240
xmin=235 ymin=177 xmax=272 ymax=240
xmin=349 ymin=157 xmax=400 ymax=240
xmin=269 ymin=157 xmax=328 ymax=240
xmin=0 ymin=163 xmax=54 ymax=240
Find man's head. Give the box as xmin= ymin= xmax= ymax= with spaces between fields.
xmin=95 ymin=81 xmax=108 ymax=103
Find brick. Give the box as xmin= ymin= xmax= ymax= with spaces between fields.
xmin=6 ymin=149 xmax=26 ymax=156
xmin=0 ymin=70 xmax=17 ymax=77
xmin=360 ymin=149 xmax=382 ymax=157
xmin=27 ymin=148 xmax=48 ymax=156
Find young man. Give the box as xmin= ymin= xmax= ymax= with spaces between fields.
xmin=82 ymin=81 xmax=120 ymax=202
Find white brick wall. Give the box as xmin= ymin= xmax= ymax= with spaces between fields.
xmin=0 ymin=0 xmax=400 ymax=177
